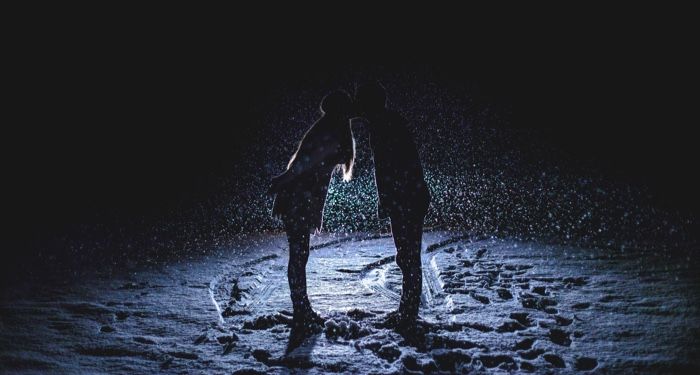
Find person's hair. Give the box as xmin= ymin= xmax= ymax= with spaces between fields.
xmin=321 ymin=90 xmax=355 ymax=181
xmin=320 ymin=90 xmax=353 ymax=115
xmin=355 ymin=81 xmax=387 ymax=111
xmin=286 ymin=90 xmax=355 ymax=182
xmin=339 ymin=126 xmax=355 ymax=182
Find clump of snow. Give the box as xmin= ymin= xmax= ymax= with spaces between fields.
xmin=242 ymin=314 xmax=289 ymax=330
xmin=376 ymin=343 xmax=402 ymax=362
xmin=324 ymin=314 xmax=371 ymax=340
xmin=431 ymin=349 xmax=472 ymax=372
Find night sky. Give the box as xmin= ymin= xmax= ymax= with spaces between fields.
xmin=5 ymin=29 xmax=698 ymax=277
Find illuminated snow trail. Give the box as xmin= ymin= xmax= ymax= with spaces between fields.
xmin=1 ymin=232 xmax=698 ymax=373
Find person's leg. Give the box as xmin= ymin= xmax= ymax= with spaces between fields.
xmin=284 ymin=219 xmax=324 ymax=352
xmin=391 ymin=213 xmax=424 ymax=321
xmin=285 ymin=220 xmax=311 ymax=317
xmin=285 ymin=219 xmax=323 ymax=327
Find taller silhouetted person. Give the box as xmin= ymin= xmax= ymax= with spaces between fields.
xmin=355 ymin=82 xmax=430 ymax=329
xmin=268 ymin=90 xmax=355 ymax=351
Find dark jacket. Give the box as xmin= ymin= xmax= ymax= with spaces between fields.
xmin=368 ymin=109 xmax=430 ymax=219
xmin=272 ymin=115 xmax=352 ymax=232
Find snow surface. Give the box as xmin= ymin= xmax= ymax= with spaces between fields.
xmin=1 ymin=231 xmax=699 ymax=373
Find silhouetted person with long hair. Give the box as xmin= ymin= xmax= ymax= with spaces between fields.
xmin=355 ymin=82 xmax=430 ymax=329
xmin=268 ymin=90 xmax=355 ymax=350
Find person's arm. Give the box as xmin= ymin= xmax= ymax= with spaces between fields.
xmin=267 ymin=168 xmax=295 ymax=194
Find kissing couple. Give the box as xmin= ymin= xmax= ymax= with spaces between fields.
xmin=268 ymin=82 xmax=431 ymax=348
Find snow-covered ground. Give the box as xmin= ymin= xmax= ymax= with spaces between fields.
xmin=1 ymin=231 xmax=699 ymax=374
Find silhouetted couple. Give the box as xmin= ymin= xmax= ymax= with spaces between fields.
xmin=268 ymin=83 xmax=431 ymax=349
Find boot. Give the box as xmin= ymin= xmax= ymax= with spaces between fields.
xmin=287 ymin=299 xmax=324 ymax=354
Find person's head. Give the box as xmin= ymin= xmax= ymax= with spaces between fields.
xmin=318 ymin=90 xmax=355 ymax=181
xmin=320 ymin=90 xmax=353 ymax=118
xmin=355 ymin=81 xmax=387 ymax=116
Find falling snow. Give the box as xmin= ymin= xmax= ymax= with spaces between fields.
xmin=3 ymin=70 xmax=698 ymax=373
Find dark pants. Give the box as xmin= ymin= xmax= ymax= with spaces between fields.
xmin=284 ymin=219 xmax=313 ymax=319
xmin=390 ymin=213 xmax=424 ymax=318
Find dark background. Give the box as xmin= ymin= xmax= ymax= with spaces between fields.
xmin=5 ymin=25 xmax=698 ymax=271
